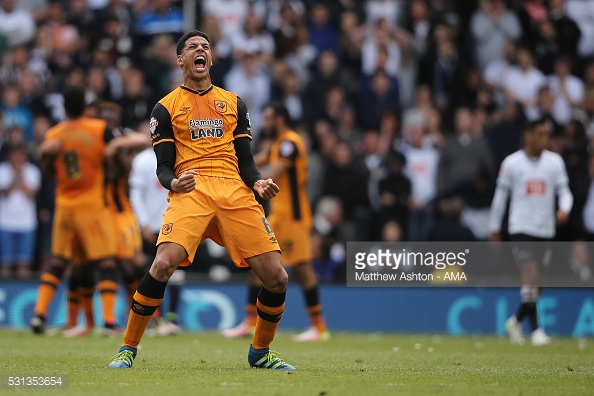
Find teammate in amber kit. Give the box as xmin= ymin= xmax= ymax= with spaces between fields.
xmin=108 ymin=31 xmax=295 ymax=370
xmin=31 ymin=87 xmax=146 ymax=334
xmin=224 ymin=103 xmax=329 ymax=342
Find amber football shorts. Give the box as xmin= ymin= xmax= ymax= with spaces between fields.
xmin=52 ymin=206 xmax=117 ymax=261
xmin=267 ymin=214 xmax=312 ymax=266
xmin=113 ymin=211 xmax=142 ymax=260
xmin=157 ymin=175 xmax=280 ymax=267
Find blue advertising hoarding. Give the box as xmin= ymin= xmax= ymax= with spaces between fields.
xmin=0 ymin=281 xmax=592 ymax=337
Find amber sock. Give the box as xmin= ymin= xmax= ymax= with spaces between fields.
xmin=252 ymin=287 xmax=286 ymax=350
xmin=33 ymin=266 xmax=64 ymax=318
xmin=122 ymin=273 xmax=166 ymax=349
xmin=97 ymin=269 xmax=118 ymax=327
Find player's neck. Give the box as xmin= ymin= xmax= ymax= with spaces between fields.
xmin=524 ymin=147 xmax=543 ymax=158
xmin=182 ymin=77 xmax=212 ymax=93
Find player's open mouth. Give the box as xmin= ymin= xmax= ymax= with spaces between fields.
xmin=194 ymin=56 xmax=206 ymax=71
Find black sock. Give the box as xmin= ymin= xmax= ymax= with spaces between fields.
xmin=137 ymin=273 xmax=168 ymax=299
xmin=248 ymin=285 xmax=260 ymax=306
xmin=303 ymin=286 xmax=320 ymax=308
xmin=515 ymin=303 xmax=529 ymax=322
xmin=526 ymin=302 xmax=538 ymax=331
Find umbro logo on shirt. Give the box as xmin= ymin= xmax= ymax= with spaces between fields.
xmin=180 ymin=106 xmax=191 ymax=113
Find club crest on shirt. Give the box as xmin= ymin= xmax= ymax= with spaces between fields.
xmin=162 ymin=223 xmax=173 ymax=235
xmin=214 ymin=100 xmax=227 ymax=113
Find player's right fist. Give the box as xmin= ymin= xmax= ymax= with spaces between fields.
xmin=171 ymin=170 xmax=197 ymax=193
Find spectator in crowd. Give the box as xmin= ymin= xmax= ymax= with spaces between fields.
xmin=402 ymin=124 xmax=439 ymax=241
xmin=565 ymin=0 xmax=594 ymax=62
xmin=1 ymin=85 xmax=34 ymax=141
xmin=484 ymin=101 xmax=526 ymax=169
xmin=504 ymin=46 xmax=546 ymax=120
xmin=308 ymin=2 xmax=338 ymax=53
xmin=365 ymin=0 xmax=403 ymax=27
xmin=532 ymin=19 xmax=561 ymax=75
xmin=312 ymin=196 xmax=346 ymax=282
xmin=322 ymin=142 xmax=370 ymax=239
xmin=403 ymin=0 xmax=433 ymax=57
xmin=437 ymin=106 xmax=495 ymax=194
xmin=376 ymin=148 xmax=410 ymax=239
xmin=0 ymin=145 xmax=41 ymax=278
xmin=548 ymin=0 xmax=581 ymax=62
xmin=231 ymin=11 xmax=275 ymax=66
xmin=119 ymin=67 xmax=156 ymax=129
xmin=359 ymin=70 xmax=400 ymax=131
xmin=470 ymin=0 xmax=522 ymax=71
xmin=0 ymin=0 xmax=36 ymax=47
xmin=224 ymin=48 xmax=271 ymax=141
xmin=362 ymin=20 xmax=401 ymax=79
xmin=484 ymin=39 xmax=517 ymax=107
xmin=135 ymin=0 xmax=184 ymax=50
xmin=202 ymin=0 xmax=249 ymax=42
xmin=337 ymin=9 xmax=364 ymax=80
xmin=548 ymin=55 xmax=584 ymax=127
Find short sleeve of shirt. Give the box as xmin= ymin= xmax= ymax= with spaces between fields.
xmin=554 ymin=156 xmax=569 ymax=190
xmin=274 ymin=139 xmax=299 ymax=167
xmin=150 ymin=103 xmax=175 ymax=146
xmin=233 ymin=97 xmax=252 ymax=139
xmin=496 ymin=157 xmax=513 ymax=191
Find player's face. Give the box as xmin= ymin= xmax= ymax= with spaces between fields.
xmin=526 ymin=124 xmax=550 ymax=155
xmin=178 ymin=36 xmax=212 ymax=81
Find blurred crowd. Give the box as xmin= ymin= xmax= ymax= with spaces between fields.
xmin=1 ymin=0 xmax=594 ymax=282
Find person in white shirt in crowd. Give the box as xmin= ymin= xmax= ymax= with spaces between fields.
xmin=230 ymin=11 xmax=275 ymax=66
xmin=0 ymin=0 xmax=36 ymax=47
xmin=365 ymin=0 xmax=403 ymax=28
xmin=548 ymin=55 xmax=584 ymax=127
xmin=128 ymin=122 xmax=183 ymax=336
xmin=402 ymin=124 xmax=438 ymax=241
xmin=483 ymin=39 xmax=517 ymax=108
xmin=489 ymin=118 xmax=573 ymax=346
xmin=361 ymin=20 xmax=401 ymax=79
xmin=224 ymin=48 xmax=271 ymax=142
xmin=0 ymin=145 xmax=41 ymax=278
xmin=503 ymin=46 xmax=546 ymax=120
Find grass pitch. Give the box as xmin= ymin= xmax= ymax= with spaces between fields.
xmin=0 ymin=329 xmax=592 ymax=396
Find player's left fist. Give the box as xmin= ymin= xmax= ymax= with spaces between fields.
xmin=254 ymin=178 xmax=279 ymax=200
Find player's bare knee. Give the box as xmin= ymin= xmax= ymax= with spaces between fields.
xmin=150 ymin=256 xmax=177 ymax=281
xmin=265 ymin=267 xmax=288 ymax=293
